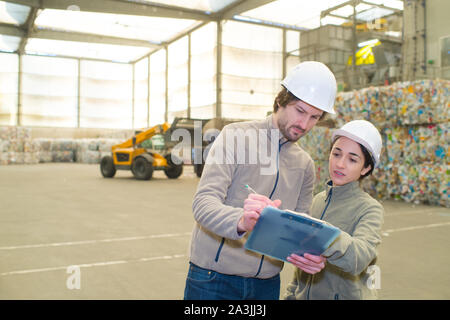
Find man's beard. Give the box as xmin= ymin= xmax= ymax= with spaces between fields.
xmin=278 ymin=119 xmax=305 ymax=142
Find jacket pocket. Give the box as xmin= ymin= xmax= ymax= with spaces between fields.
xmin=187 ymin=263 xmax=217 ymax=283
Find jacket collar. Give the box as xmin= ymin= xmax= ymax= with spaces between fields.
xmin=325 ymin=180 xmax=362 ymax=201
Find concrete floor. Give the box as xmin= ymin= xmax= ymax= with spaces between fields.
xmin=0 ymin=163 xmax=449 ymax=300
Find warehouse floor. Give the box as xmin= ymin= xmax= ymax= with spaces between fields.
xmin=0 ymin=163 xmax=449 ymax=300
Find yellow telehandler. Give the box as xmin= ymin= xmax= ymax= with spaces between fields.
xmin=100 ymin=122 xmax=183 ymax=180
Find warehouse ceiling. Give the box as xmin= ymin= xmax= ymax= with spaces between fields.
xmin=0 ymin=0 xmax=403 ymax=63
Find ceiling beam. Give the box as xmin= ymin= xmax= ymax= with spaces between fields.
xmin=18 ymin=7 xmax=38 ymax=54
xmin=220 ymin=0 xmax=276 ymax=20
xmin=0 ymin=23 xmax=25 ymax=37
xmin=31 ymin=28 xmax=161 ymax=48
xmin=3 ymin=0 xmax=216 ymax=21
xmin=0 ymin=24 xmax=161 ymax=48
xmin=321 ymin=0 xmax=361 ymax=19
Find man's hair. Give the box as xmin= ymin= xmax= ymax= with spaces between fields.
xmin=273 ymin=86 xmax=327 ymax=121
xmin=273 ymin=87 xmax=298 ymax=113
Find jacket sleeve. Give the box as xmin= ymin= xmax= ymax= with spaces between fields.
xmin=294 ymin=159 xmax=315 ymax=215
xmin=191 ymin=127 xmax=244 ymax=240
xmin=322 ymin=201 xmax=384 ymax=276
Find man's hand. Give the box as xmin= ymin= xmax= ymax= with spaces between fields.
xmin=237 ymin=194 xmax=281 ymax=233
xmin=287 ymin=253 xmax=327 ymax=275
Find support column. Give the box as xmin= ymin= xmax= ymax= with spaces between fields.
xmin=215 ymin=20 xmax=222 ymax=119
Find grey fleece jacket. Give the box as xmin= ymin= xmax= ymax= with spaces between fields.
xmin=188 ymin=115 xmax=316 ymax=279
xmin=284 ymin=180 xmax=384 ymax=300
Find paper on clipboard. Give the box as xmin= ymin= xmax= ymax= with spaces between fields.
xmin=245 ymin=206 xmax=341 ymax=262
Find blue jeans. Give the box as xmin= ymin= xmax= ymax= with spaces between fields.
xmin=184 ymin=263 xmax=280 ymax=300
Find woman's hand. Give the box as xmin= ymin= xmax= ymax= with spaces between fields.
xmin=287 ymin=253 xmax=327 ymax=275
xmin=237 ymin=194 xmax=281 ymax=233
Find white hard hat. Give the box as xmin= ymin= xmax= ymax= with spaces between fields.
xmin=281 ymin=61 xmax=337 ymax=114
xmin=332 ymin=120 xmax=383 ymax=167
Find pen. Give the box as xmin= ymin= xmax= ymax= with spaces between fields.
xmin=245 ymin=184 xmax=257 ymax=194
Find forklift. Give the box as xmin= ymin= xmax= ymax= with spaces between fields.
xmin=100 ymin=121 xmax=183 ymax=180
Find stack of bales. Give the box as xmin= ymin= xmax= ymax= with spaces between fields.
xmin=0 ymin=127 xmax=39 ymax=165
xmin=300 ymin=79 xmax=449 ymax=207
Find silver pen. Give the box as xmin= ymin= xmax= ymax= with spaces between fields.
xmin=245 ymin=184 xmax=257 ymax=194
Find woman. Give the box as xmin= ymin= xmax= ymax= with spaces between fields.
xmin=245 ymin=120 xmax=384 ymax=300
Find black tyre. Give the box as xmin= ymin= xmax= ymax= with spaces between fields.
xmin=100 ymin=155 xmax=116 ymax=178
xmin=132 ymin=157 xmax=153 ymax=180
xmin=164 ymin=154 xmax=183 ymax=179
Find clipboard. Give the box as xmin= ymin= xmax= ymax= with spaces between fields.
xmin=245 ymin=206 xmax=341 ymax=262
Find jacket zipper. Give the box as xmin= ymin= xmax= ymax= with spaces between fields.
xmin=214 ymin=237 xmax=225 ymax=262
xmin=254 ymin=140 xmax=287 ymax=277
xmin=320 ymin=187 xmax=333 ymax=220
xmin=306 ymin=186 xmax=333 ymax=299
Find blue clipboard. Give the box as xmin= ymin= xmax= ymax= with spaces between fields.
xmin=245 ymin=206 xmax=341 ymax=262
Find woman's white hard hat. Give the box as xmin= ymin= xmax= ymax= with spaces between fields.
xmin=332 ymin=120 xmax=383 ymax=167
xmin=281 ymin=61 xmax=337 ymax=114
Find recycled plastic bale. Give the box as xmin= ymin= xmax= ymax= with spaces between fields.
xmin=75 ymin=139 xmax=100 ymax=163
xmin=437 ymin=122 xmax=449 ymax=162
xmin=16 ymin=127 xmax=31 ymax=140
xmin=98 ymin=139 xmax=119 ymax=153
xmin=361 ymin=163 xmax=399 ymax=201
xmin=39 ymin=151 xmax=52 ymax=163
xmin=24 ymin=152 xmax=40 ymax=164
xmin=0 ymin=152 xmax=9 ymax=165
xmin=51 ymin=139 xmax=75 ymax=152
xmin=50 ymin=139 xmax=75 ymax=162
xmin=398 ymin=163 xmax=449 ymax=207
xmin=52 ymin=151 xmax=74 ymax=162
xmin=0 ymin=140 xmax=10 ymax=152
xmin=395 ymin=79 xmax=449 ymax=125
xmin=300 ymin=126 xmax=332 ymax=161
xmin=34 ymin=139 xmax=52 ymax=152
xmin=383 ymin=127 xmax=407 ymax=164
xmin=403 ymin=123 xmax=449 ymax=164
xmin=313 ymin=160 xmax=329 ymax=195
xmin=334 ymin=91 xmax=356 ymax=128
xmin=0 ymin=126 xmax=16 ymax=140
xmin=8 ymin=152 xmax=24 ymax=164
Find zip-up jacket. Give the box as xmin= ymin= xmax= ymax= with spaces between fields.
xmin=188 ymin=115 xmax=316 ymax=279
xmin=284 ymin=180 xmax=384 ymax=299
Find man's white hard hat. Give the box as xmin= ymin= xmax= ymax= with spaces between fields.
xmin=332 ymin=120 xmax=383 ymax=167
xmin=281 ymin=61 xmax=337 ymax=114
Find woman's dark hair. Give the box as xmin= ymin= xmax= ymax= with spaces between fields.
xmin=273 ymin=86 xmax=327 ymax=121
xmin=331 ymin=137 xmax=375 ymax=180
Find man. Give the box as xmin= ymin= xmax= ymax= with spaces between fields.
xmin=184 ymin=61 xmax=338 ymax=300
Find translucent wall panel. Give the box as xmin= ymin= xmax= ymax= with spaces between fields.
xmin=80 ymin=60 xmax=132 ymax=129
xmin=221 ymin=20 xmax=283 ymax=119
xmin=0 ymin=1 xmax=30 ymax=25
xmin=0 ymin=35 xmax=20 ymax=52
xmin=149 ymin=49 xmax=166 ymax=126
xmin=168 ymin=36 xmax=188 ymax=122
xmin=134 ymin=58 xmax=149 ymax=129
xmin=190 ymin=22 xmax=216 ymax=119
xmin=286 ymin=30 xmax=301 ymax=75
xmin=0 ymin=52 xmax=18 ymax=125
xmin=21 ymin=55 xmax=78 ymax=127
xmin=26 ymin=38 xmax=149 ymax=64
